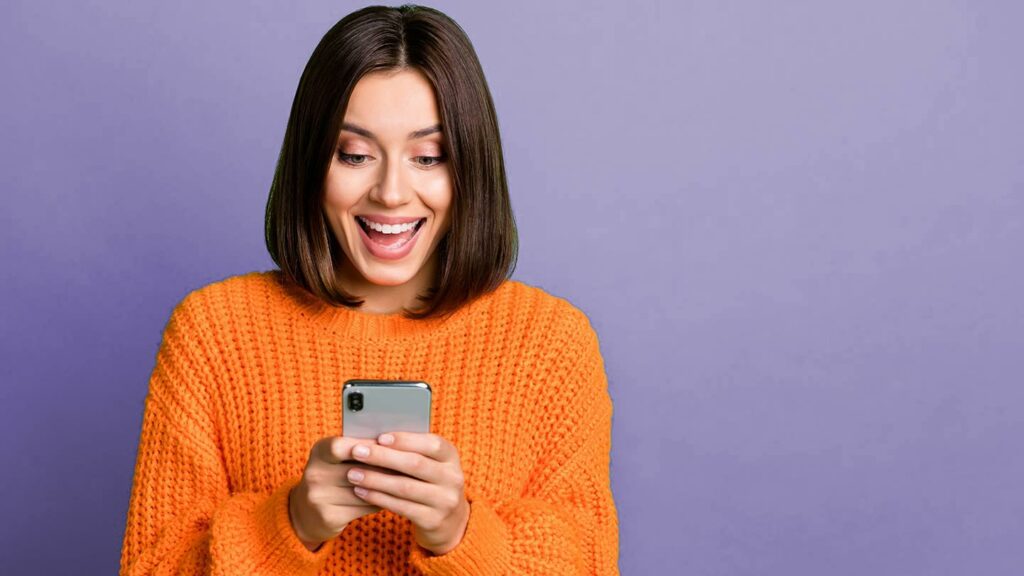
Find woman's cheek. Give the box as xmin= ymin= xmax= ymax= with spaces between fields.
xmin=420 ymin=174 xmax=453 ymax=208
xmin=324 ymin=175 xmax=369 ymax=209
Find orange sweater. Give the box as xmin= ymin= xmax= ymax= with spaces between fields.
xmin=120 ymin=270 xmax=619 ymax=575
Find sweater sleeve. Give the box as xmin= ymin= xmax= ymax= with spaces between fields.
xmin=409 ymin=309 xmax=620 ymax=575
xmin=119 ymin=296 xmax=335 ymax=575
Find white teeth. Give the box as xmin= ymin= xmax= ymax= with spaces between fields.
xmin=358 ymin=217 xmax=421 ymax=234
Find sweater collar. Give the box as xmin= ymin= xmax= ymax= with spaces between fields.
xmin=272 ymin=271 xmax=488 ymax=341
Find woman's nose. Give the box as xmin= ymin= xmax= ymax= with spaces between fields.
xmin=369 ymin=159 xmax=412 ymax=207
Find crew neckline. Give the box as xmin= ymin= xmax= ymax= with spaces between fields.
xmin=265 ymin=270 xmax=503 ymax=341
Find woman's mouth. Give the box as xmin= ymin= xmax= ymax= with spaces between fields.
xmin=355 ymin=216 xmax=426 ymax=261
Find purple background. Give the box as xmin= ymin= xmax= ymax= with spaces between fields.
xmin=2 ymin=1 xmax=1023 ymax=573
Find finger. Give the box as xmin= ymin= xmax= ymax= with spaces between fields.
xmin=347 ymin=466 xmax=442 ymax=507
xmin=337 ymin=462 xmax=399 ymax=479
xmin=307 ymin=462 xmax=397 ymax=491
xmin=304 ymin=481 xmax=382 ymax=509
xmin=353 ymin=486 xmax=436 ymax=527
xmin=314 ymin=436 xmax=371 ymax=465
xmin=326 ymin=494 xmax=377 ymax=508
xmin=378 ymin=432 xmax=458 ymax=463
xmin=321 ymin=489 xmax=380 ymax=508
xmin=324 ymin=504 xmax=381 ymax=528
xmin=350 ymin=443 xmax=442 ymax=483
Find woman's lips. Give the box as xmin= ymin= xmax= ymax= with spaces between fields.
xmin=356 ymin=214 xmax=425 ymax=225
xmin=356 ymin=216 xmax=425 ymax=261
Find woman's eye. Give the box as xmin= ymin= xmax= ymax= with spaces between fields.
xmin=339 ymin=153 xmax=369 ymax=165
xmin=338 ymin=152 xmax=444 ymax=167
xmin=415 ymin=156 xmax=445 ymax=167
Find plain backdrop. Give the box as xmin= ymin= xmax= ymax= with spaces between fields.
xmin=2 ymin=1 xmax=1023 ymax=574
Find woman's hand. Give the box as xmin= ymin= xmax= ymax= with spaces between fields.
xmin=289 ymin=436 xmax=390 ymax=551
xmin=347 ymin=432 xmax=470 ymax=555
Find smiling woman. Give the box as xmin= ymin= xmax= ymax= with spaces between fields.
xmin=323 ymin=69 xmax=454 ymax=312
xmin=120 ymin=4 xmax=619 ymax=576
xmin=264 ymin=5 xmax=517 ymax=320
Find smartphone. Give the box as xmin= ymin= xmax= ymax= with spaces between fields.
xmin=342 ymin=379 xmax=432 ymax=439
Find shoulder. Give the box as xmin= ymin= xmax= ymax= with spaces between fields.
xmin=162 ymin=270 xmax=287 ymax=340
xmin=146 ymin=272 xmax=276 ymax=408
xmin=504 ymin=279 xmax=598 ymax=333
xmin=483 ymin=279 xmax=604 ymax=362
xmin=495 ymin=281 xmax=611 ymax=416
xmin=172 ymin=269 xmax=282 ymax=314
xmin=179 ymin=269 xmax=279 ymax=302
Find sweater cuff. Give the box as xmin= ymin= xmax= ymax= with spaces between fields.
xmin=409 ymin=492 xmax=510 ymax=576
xmin=212 ymin=476 xmax=335 ymax=575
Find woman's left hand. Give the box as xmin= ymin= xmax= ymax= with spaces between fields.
xmin=347 ymin=432 xmax=470 ymax=555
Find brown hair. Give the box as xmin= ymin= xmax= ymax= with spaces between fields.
xmin=265 ymin=4 xmax=518 ymax=320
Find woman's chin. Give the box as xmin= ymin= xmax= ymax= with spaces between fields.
xmin=356 ymin=263 xmax=419 ymax=287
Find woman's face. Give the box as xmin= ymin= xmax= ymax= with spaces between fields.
xmin=323 ymin=68 xmax=452 ymax=293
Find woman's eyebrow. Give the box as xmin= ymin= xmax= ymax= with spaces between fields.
xmin=341 ymin=122 xmax=442 ymax=140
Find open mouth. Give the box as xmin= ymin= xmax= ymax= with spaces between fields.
xmin=355 ymin=217 xmax=427 ymax=251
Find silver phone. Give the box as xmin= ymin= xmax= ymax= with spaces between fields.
xmin=341 ymin=379 xmax=432 ymax=439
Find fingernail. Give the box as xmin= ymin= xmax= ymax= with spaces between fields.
xmin=354 ymin=486 xmax=368 ymax=498
xmin=353 ymin=445 xmax=370 ymax=458
xmin=348 ymin=469 xmax=364 ymax=483
xmin=379 ymin=433 xmax=395 ymax=446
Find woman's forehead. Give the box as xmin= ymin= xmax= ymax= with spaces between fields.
xmin=343 ymin=70 xmax=441 ymax=137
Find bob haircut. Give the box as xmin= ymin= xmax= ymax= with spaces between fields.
xmin=265 ymin=4 xmax=518 ymax=320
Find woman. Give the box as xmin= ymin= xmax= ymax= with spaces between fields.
xmin=120 ymin=4 xmax=619 ymax=575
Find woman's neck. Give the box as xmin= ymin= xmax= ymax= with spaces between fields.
xmin=335 ymin=256 xmax=439 ymax=315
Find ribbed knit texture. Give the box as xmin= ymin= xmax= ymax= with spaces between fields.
xmin=120 ymin=270 xmax=619 ymax=575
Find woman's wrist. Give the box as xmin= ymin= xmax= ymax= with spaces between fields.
xmin=288 ymin=486 xmax=325 ymax=552
xmin=419 ymin=497 xmax=470 ymax=556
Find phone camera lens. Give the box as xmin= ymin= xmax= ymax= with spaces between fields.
xmin=348 ymin=392 xmax=363 ymax=412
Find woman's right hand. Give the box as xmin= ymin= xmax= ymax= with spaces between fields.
xmin=288 ymin=436 xmax=384 ymax=551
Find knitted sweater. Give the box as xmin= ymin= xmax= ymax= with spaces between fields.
xmin=120 ymin=270 xmax=619 ymax=575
